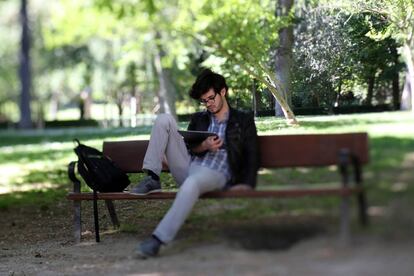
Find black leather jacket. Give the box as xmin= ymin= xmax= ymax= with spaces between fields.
xmin=187 ymin=107 xmax=259 ymax=188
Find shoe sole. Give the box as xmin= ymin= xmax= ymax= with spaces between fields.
xmin=135 ymin=250 xmax=150 ymax=259
xmin=129 ymin=189 xmax=162 ymax=196
xmin=135 ymin=247 xmax=158 ymax=259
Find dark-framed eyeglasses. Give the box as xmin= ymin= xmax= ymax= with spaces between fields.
xmin=199 ymin=93 xmax=218 ymax=105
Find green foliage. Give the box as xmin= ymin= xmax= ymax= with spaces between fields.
xmin=1 ymin=0 xmax=412 ymax=124
xmin=292 ymin=4 xmax=404 ymax=109
xmin=320 ymin=0 xmax=414 ymax=80
xmin=197 ymin=0 xmax=281 ymax=68
xmin=0 ymin=0 xmax=19 ymax=119
xmin=181 ymin=0 xmax=298 ymax=122
xmin=352 ymin=0 xmax=413 ymax=45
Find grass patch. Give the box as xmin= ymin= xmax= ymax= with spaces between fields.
xmin=0 ymin=187 xmax=67 ymax=210
xmin=119 ymin=223 xmax=139 ymax=233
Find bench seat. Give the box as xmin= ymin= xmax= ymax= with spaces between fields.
xmin=67 ymin=187 xmax=363 ymax=200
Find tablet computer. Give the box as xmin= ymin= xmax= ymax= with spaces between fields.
xmin=178 ymin=130 xmax=217 ymax=143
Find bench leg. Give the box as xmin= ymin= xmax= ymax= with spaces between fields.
xmin=357 ymin=191 xmax=369 ymax=226
xmin=339 ymin=195 xmax=350 ymax=245
xmin=74 ymin=200 xmax=81 ymax=243
xmin=350 ymin=155 xmax=369 ymax=227
xmin=93 ymin=190 xmax=100 ymax=242
xmin=338 ymin=149 xmax=351 ymax=245
xmin=105 ymin=200 xmax=120 ymax=228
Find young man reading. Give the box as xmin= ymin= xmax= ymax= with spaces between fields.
xmin=131 ymin=69 xmax=259 ymax=257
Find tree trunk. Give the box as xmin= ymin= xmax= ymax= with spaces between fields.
xmin=333 ymin=79 xmax=342 ymax=110
xmin=117 ymin=101 xmax=123 ymax=127
xmin=252 ymin=79 xmax=261 ymax=117
xmin=392 ymin=71 xmax=400 ymax=110
xmin=35 ymin=101 xmax=44 ymax=129
xmin=49 ymin=90 xmax=59 ymax=120
xmin=265 ymin=83 xmax=298 ymax=124
xmin=274 ymin=0 xmax=294 ymax=117
xmin=130 ymin=96 xmax=137 ymax=127
xmin=402 ymin=43 xmax=414 ymax=112
xmin=80 ymin=88 xmax=92 ymax=120
xmin=391 ymin=44 xmax=400 ymax=110
xmin=135 ymin=90 xmax=142 ymax=114
xmin=365 ymin=75 xmax=375 ymax=106
xmin=18 ymin=0 xmax=32 ymax=129
xmin=401 ymin=73 xmax=412 ymax=110
xmin=153 ymin=31 xmax=177 ymax=119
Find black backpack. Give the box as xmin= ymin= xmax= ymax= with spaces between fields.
xmin=71 ymin=139 xmax=130 ymax=192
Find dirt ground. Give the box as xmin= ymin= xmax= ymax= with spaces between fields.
xmin=1 ymin=196 xmax=414 ymax=276
xmin=2 ymin=235 xmax=414 ymax=276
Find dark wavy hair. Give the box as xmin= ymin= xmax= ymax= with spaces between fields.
xmin=189 ymin=69 xmax=228 ymax=100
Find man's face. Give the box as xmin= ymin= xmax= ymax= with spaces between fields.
xmin=200 ymin=88 xmax=225 ymax=114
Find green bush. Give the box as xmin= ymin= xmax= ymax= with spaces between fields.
xmin=44 ymin=119 xmax=99 ymax=128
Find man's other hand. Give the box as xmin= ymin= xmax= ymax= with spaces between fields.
xmin=202 ymin=136 xmax=223 ymax=152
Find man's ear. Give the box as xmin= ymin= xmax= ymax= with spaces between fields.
xmin=220 ymin=88 xmax=226 ymax=97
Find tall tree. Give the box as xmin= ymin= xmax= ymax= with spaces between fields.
xmin=94 ymin=0 xmax=179 ymax=118
xmin=153 ymin=30 xmax=177 ymax=118
xmin=18 ymin=0 xmax=32 ymax=129
xmin=274 ymin=0 xmax=294 ymax=117
xmin=185 ymin=0 xmax=299 ymax=124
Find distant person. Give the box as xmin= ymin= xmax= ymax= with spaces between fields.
xmin=131 ymin=69 xmax=259 ymax=258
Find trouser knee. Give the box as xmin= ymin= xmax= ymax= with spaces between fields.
xmin=178 ymin=180 xmax=200 ymax=199
xmin=154 ymin=113 xmax=175 ymax=129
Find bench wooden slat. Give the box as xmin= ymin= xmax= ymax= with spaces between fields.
xmin=258 ymin=133 xmax=369 ymax=167
xmin=103 ymin=140 xmax=149 ymax=173
xmin=103 ymin=133 xmax=369 ymax=173
xmin=67 ymin=187 xmax=363 ymax=200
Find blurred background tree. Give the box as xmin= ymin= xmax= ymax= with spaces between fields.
xmin=0 ymin=0 xmax=411 ymax=129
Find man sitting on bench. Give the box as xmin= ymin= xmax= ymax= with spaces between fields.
xmin=131 ymin=69 xmax=259 ymax=258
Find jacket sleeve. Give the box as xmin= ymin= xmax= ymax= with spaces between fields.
xmin=242 ymin=113 xmax=259 ymax=188
xmin=186 ymin=113 xmax=208 ymax=156
xmin=187 ymin=113 xmax=197 ymax=131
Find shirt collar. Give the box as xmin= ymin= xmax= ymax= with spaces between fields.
xmin=210 ymin=111 xmax=229 ymax=124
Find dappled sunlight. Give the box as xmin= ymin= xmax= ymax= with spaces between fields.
xmin=402 ymin=152 xmax=414 ymax=167
xmin=296 ymin=167 xmax=310 ymax=173
xmin=0 ymin=127 xmax=152 ymax=147
xmin=0 ymin=182 xmax=60 ymax=194
xmin=258 ymin=166 xmax=340 ymax=187
xmin=258 ymin=168 xmax=272 ymax=175
xmin=0 ymin=157 xmax=69 ymax=194
xmin=368 ymin=206 xmax=387 ymax=217
xmin=256 ymin=111 xmax=414 ymax=137
xmin=0 ymin=164 xmax=20 ymax=186
xmin=390 ymin=182 xmax=408 ymax=192
xmin=0 ymin=141 xmax=73 ymax=153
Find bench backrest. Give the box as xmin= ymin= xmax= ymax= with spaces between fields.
xmin=103 ymin=133 xmax=369 ymax=173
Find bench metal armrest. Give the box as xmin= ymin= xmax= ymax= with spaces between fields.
xmin=68 ymin=161 xmax=81 ymax=193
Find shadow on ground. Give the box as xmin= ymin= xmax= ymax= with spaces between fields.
xmin=222 ymin=222 xmax=324 ymax=250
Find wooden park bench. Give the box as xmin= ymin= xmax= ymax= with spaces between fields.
xmin=67 ymin=132 xmax=369 ymax=244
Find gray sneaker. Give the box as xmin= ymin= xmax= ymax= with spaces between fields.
xmin=130 ymin=176 xmax=161 ymax=195
xmin=136 ymin=237 xmax=161 ymax=258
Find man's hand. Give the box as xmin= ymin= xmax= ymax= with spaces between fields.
xmin=229 ymin=184 xmax=252 ymax=191
xmin=201 ymin=136 xmax=223 ymax=152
